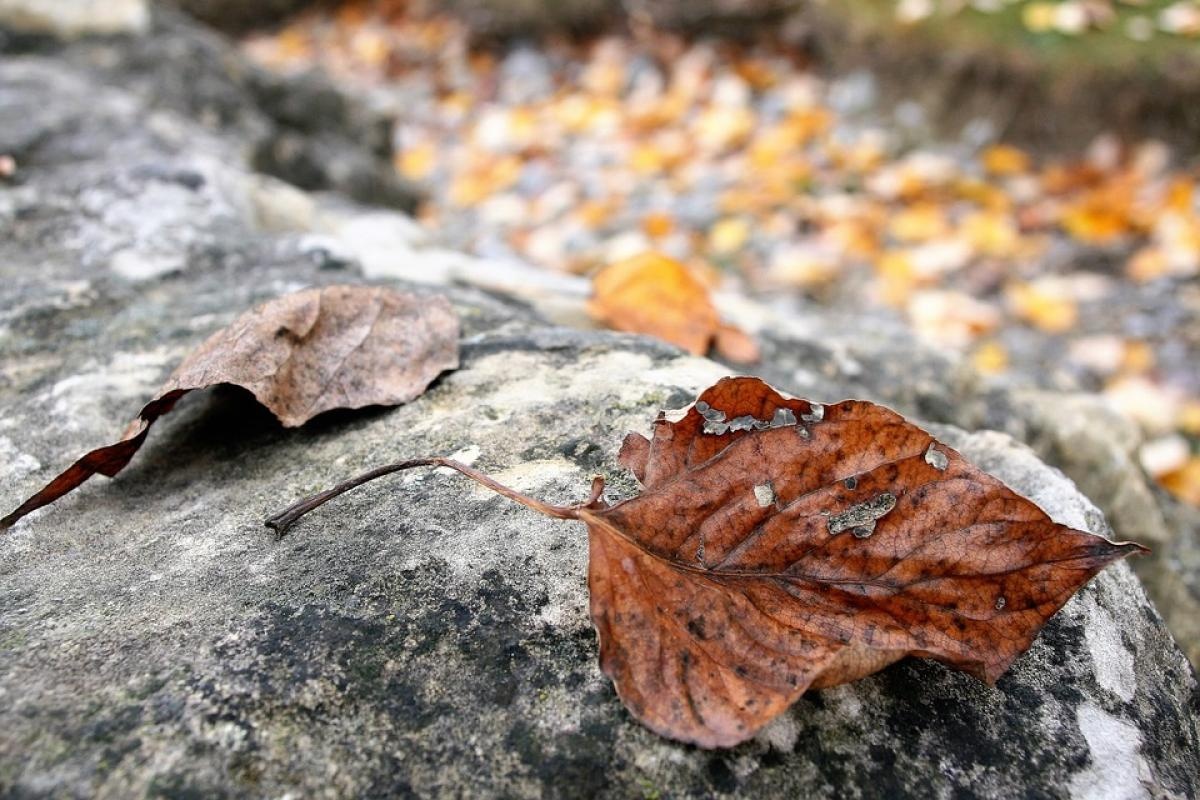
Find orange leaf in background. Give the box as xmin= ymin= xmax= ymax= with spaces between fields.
xmin=888 ymin=203 xmax=949 ymax=244
xmin=641 ymin=212 xmax=675 ymax=239
xmin=1062 ymin=202 xmax=1128 ymax=244
xmin=982 ymin=144 xmax=1031 ymax=177
xmin=1007 ymin=281 xmax=1079 ymax=334
xmin=588 ymin=252 xmax=759 ymax=363
xmin=1161 ymin=458 xmax=1200 ymax=506
xmin=971 ymin=340 xmax=1010 ymax=375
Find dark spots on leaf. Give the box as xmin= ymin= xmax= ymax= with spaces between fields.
xmin=844 ymin=476 xmax=858 ymax=490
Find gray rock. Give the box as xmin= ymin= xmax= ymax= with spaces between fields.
xmin=438 ymin=0 xmax=619 ymax=39
xmin=157 ymin=0 xmax=313 ymax=33
xmin=1 ymin=7 xmax=420 ymax=214
xmin=0 ymin=0 xmax=149 ymax=38
xmin=2 ymin=300 xmax=1198 ymax=797
xmin=0 ymin=11 xmax=1197 ymax=799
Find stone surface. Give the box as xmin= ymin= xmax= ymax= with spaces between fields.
xmin=0 ymin=0 xmax=149 ymax=38
xmin=1 ymin=7 xmax=420 ymax=214
xmin=1 ymin=11 xmax=1198 ymax=799
xmin=159 ymin=0 xmax=313 ymax=33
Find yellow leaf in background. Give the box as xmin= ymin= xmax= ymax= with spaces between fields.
xmin=1022 ymin=2 xmax=1057 ymax=32
xmin=1160 ymin=458 xmax=1200 ymax=507
xmin=982 ymin=145 xmax=1031 ymax=177
xmin=972 ymin=340 xmax=1010 ymax=375
xmin=888 ymin=203 xmax=949 ymax=243
xmin=630 ymin=142 xmax=668 ymax=175
xmin=397 ymin=143 xmax=437 ymax=180
xmin=829 ymin=217 xmax=882 ymax=260
xmin=695 ymin=106 xmax=755 ymax=152
xmin=576 ymin=199 xmax=615 ymax=230
xmin=350 ymin=28 xmax=390 ymax=68
xmin=581 ymin=58 xmax=625 ymax=97
xmin=749 ymin=127 xmax=797 ymax=171
xmin=955 ymin=178 xmax=1012 ymax=210
xmin=960 ymin=210 xmax=1021 ymax=257
xmin=787 ymin=108 xmax=834 ymax=144
xmin=876 ymin=250 xmax=917 ymax=305
xmin=709 ymin=217 xmax=751 ymax=255
xmin=1127 ymin=246 xmax=1169 ymax=282
xmin=448 ymin=155 xmax=521 ymax=207
xmin=1121 ymin=340 xmax=1156 ymax=374
xmin=509 ymin=107 xmax=539 ymax=148
xmin=1007 ymin=281 xmax=1078 ymax=333
xmin=1179 ymin=402 xmax=1200 ymax=435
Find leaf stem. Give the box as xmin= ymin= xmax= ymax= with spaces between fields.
xmin=265 ymin=457 xmax=606 ymax=535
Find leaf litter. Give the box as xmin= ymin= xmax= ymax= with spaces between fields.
xmin=266 ymin=376 xmax=1144 ymax=748
xmin=244 ymin=4 xmax=1200 ymax=507
xmin=1 ymin=285 xmax=459 ymax=529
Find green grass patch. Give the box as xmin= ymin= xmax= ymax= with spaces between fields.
xmin=833 ymin=0 xmax=1200 ymax=75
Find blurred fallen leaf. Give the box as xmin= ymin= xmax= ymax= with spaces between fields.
xmin=588 ymin=252 xmax=759 ymax=363
xmin=982 ymin=145 xmax=1031 ymax=177
xmin=1160 ymin=458 xmax=1200 ymax=505
xmin=1007 ymin=281 xmax=1079 ymax=334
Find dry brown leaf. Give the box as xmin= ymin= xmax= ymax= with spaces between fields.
xmin=2 ymin=285 xmax=459 ymax=529
xmin=587 ymin=252 xmax=759 ymax=363
xmin=267 ymin=376 xmax=1143 ymax=749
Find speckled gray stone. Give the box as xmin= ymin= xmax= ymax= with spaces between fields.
xmin=1 ymin=14 xmax=1197 ymax=800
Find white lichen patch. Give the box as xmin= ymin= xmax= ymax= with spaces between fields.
xmin=44 ymin=348 xmax=177 ymax=432
xmin=949 ymin=430 xmax=1094 ymax=532
xmin=924 ymin=442 xmax=948 ymax=471
xmin=827 ymin=492 xmax=897 ymax=538
xmin=756 ymin=712 xmax=800 ymax=751
xmin=467 ymin=458 xmax=580 ymax=499
xmin=1080 ymin=594 xmax=1137 ymax=703
xmin=753 ymin=482 xmax=776 ymax=507
xmin=641 ymin=356 xmax=729 ymax=395
xmin=821 ymin=683 xmax=866 ymax=720
xmin=440 ymin=445 xmax=481 ymax=470
xmin=0 ymin=436 xmax=41 ymax=483
xmin=697 ymin=403 xmax=797 ymax=436
xmin=1068 ymin=704 xmax=1152 ymax=800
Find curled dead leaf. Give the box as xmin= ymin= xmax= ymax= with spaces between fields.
xmin=2 ymin=285 xmax=459 ymax=529
xmin=266 ymin=376 xmax=1144 ymax=748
